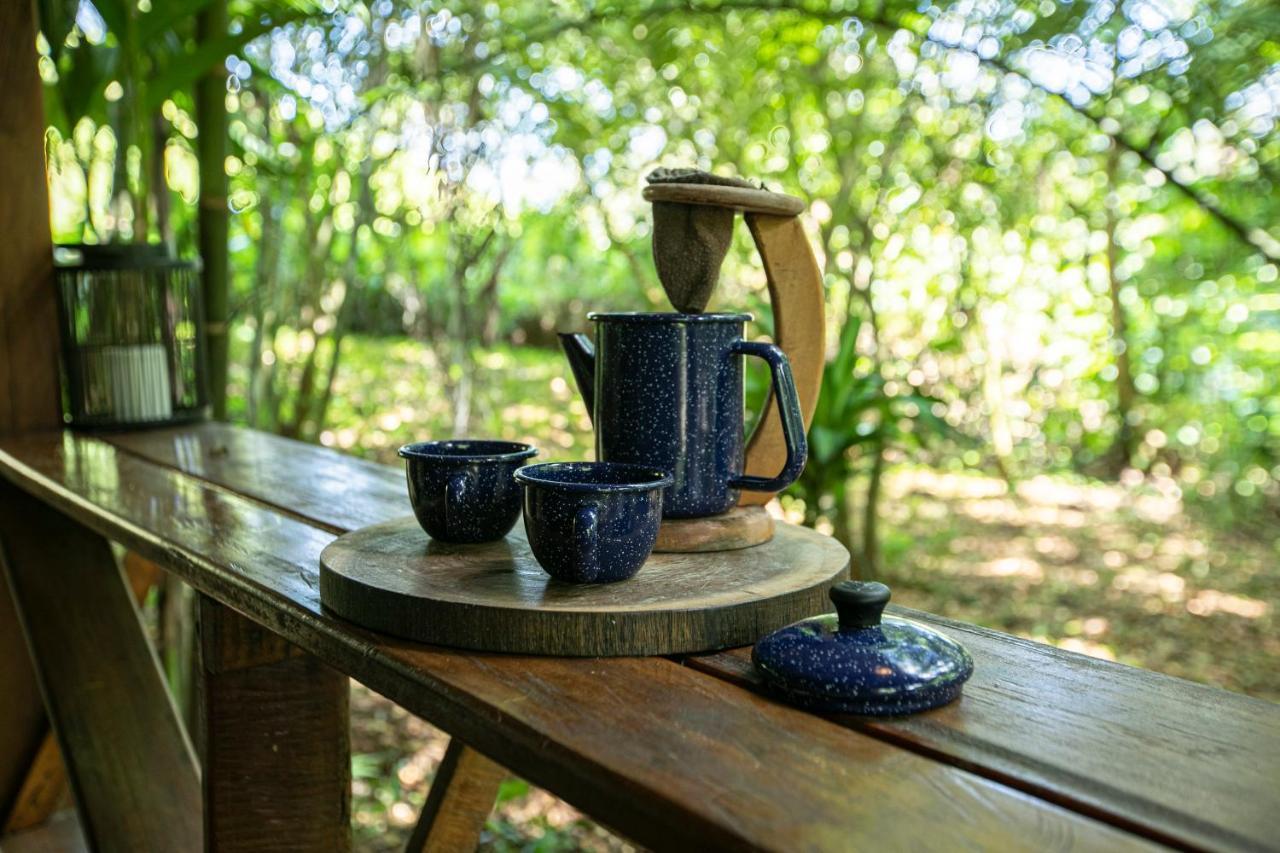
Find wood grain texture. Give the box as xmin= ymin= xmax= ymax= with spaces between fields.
xmin=106 ymin=422 xmax=403 ymax=533
xmin=318 ymin=515 xmax=846 ymax=656
xmin=0 ymin=576 xmax=45 ymax=830
xmin=0 ymin=0 xmax=62 ymax=827
xmin=0 ymin=478 xmax=201 ymax=851
xmin=0 ymin=737 xmax=62 ymax=835
xmin=653 ymin=504 xmax=774 ymax=552
xmin=686 ymin=610 xmax=1280 ymax=853
xmin=0 ymin=0 xmax=60 ymax=433
xmin=198 ymin=597 xmax=351 ymax=852
xmin=739 ymin=213 xmax=825 ymax=507
xmin=0 ymin=810 xmax=87 ymax=853
xmin=0 ymin=430 xmax=1157 ymax=852
xmin=642 ymin=183 xmax=806 ymax=216
xmin=406 ymin=740 xmax=504 ymax=853
xmin=92 ymin=427 xmax=1280 ymax=845
xmin=4 ymin=551 xmax=155 ymax=835
xmin=88 ymin=427 xmax=1280 ymax=852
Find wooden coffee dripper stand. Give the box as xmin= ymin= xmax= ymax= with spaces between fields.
xmin=642 ymin=177 xmax=825 ymax=552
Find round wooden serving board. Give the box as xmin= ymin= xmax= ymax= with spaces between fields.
xmin=319 ymin=516 xmax=849 ymax=656
xmin=653 ymin=505 xmax=775 ymax=553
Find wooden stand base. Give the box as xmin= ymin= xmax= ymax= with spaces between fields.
xmin=654 ymin=506 xmax=774 ymax=553
xmin=319 ymin=517 xmax=848 ymax=657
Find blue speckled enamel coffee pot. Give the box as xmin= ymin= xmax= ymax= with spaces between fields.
xmin=560 ymin=312 xmax=807 ymax=518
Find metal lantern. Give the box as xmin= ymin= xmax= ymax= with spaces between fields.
xmin=54 ymin=243 xmax=208 ymax=428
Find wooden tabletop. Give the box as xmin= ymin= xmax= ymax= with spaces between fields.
xmin=1 ymin=424 xmax=1276 ymax=851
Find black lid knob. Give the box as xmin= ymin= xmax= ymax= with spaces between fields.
xmin=830 ymin=581 xmax=891 ymax=630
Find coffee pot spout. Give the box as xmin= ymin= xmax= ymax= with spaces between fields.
xmin=557 ymin=332 xmax=597 ymax=420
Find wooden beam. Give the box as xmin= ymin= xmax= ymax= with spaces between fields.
xmin=406 ymin=740 xmax=504 ymax=853
xmin=0 ymin=0 xmax=60 ymax=430
xmin=0 ymin=734 xmax=63 ymax=835
xmin=197 ymin=596 xmax=351 ymax=851
xmin=0 ymin=480 xmax=202 ymax=850
xmin=2 ymin=552 xmax=166 ymax=833
xmin=0 ymin=0 xmax=62 ymax=826
xmin=739 ymin=213 xmax=825 ymax=506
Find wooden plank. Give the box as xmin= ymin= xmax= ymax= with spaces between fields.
xmin=3 ymin=549 xmax=157 ymax=834
xmin=0 ymin=582 xmax=45 ymax=829
xmin=641 ymin=182 xmax=805 ymax=216
xmin=653 ymin=504 xmax=774 ymax=552
xmin=0 ymin=0 xmax=61 ymax=432
xmin=685 ymin=635 xmax=1280 ymax=853
xmin=406 ymin=740 xmax=504 ymax=853
xmin=197 ymin=596 xmax=350 ymax=851
xmin=0 ymin=431 xmax=1157 ymax=851
xmin=94 ymin=426 xmax=1280 ymax=852
xmin=0 ymin=0 xmax=63 ymax=824
xmin=739 ymin=213 xmax=825 ymax=506
xmin=1 ymin=737 xmax=63 ymax=835
xmin=319 ymin=516 xmax=846 ymax=655
xmin=0 ymin=810 xmax=87 ymax=853
xmin=0 ymin=478 xmax=202 ymax=851
xmin=105 ymin=422 xmax=403 ymax=533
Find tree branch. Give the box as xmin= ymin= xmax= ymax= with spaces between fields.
xmin=452 ymin=0 xmax=1278 ymax=263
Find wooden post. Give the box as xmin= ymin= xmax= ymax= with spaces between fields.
xmin=197 ymin=596 xmax=352 ymax=851
xmin=739 ymin=213 xmax=826 ymax=506
xmin=0 ymin=0 xmax=64 ymax=825
xmin=406 ymin=740 xmax=504 ymax=853
xmin=196 ymin=0 xmax=230 ymax=419
xmin=0 ymin=481 xmax=202 ymax=849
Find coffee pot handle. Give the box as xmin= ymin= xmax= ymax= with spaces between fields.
xmin=728 ymin=341 xmax=808 ymax=493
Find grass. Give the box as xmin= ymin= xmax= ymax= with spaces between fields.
xmin=272 ymin=335 xmax=1277 ymax=850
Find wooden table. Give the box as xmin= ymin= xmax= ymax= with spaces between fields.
xmin=0 ymin=423 xmax=1277 ymax=852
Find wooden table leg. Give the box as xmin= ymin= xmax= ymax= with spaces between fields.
xmin=197 ymin=596 xmax=351 ymax=851
xmin=3 ymin=551 xmax=161 ymax=834
xmin=406 ymin=739 xmax=505 ymax=853
xmin=0 ymin=0 xmax=63 ymax=818
xmin=0 ymin=481 xmax=202 ymax=849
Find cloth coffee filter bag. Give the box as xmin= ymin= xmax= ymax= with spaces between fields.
xmin=646 ymin=168 xmax=759 ymax=314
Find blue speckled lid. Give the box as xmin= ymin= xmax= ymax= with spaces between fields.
xmin=752 ymin=581 xmax=973 ymax=716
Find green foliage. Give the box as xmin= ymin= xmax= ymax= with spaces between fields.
xmin=38 ymin=0 xmax=313 ymax=243
xmin=41 ymin=0 xmax=1280 ymax=546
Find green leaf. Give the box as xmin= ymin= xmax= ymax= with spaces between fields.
xmin=143 ymin=9 xmax=312 ymax=113
xmin=36 ymin=0 xmax=79 ymax=60
xmin=137 ymin=0 xmax=221 ymax=45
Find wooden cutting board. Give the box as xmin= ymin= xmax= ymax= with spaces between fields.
xmin=319 ymin=517 xmax=849 ymax=656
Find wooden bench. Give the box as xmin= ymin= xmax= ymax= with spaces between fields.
xmin=1 ymin=423 xmax=1277 ymax=851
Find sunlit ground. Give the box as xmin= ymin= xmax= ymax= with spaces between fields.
xmin=877 ymin=468 xmax=1278 ymax=698
xmin=245 ymin=336 xmax=1277 ymax=849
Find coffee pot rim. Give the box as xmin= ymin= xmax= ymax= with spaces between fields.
xmin=586 ymin=311 xmax=752 ymax=324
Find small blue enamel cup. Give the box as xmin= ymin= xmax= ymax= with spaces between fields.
xmin=399 ymin=440 xmax=537 ymax=543
xmin=514 ymin=462 xmax=673 ymax=584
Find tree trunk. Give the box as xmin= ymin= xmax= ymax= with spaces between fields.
xmin=151 ymin=112 xmax=173 ymax=249
xmin=196 ymin=0 xmax=230 ymax=419
xmin=830 ymin=480 xmax=856 ymax=559
xmin=1104 ymin=143 xmax=1137 ymax=474
xmin=859 ymin=440 xmax=885 ymax=579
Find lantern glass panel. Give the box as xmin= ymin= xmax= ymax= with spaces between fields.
xmin=54 ymin=244 xmax=208 ymax=428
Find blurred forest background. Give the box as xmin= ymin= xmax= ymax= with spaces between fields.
xmin=34 ymin=0 xmax=1279 ymax=848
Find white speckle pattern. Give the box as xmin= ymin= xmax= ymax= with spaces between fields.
xmin=565 ymin=312 xmax=807 ymax=518
xmin=753 ymin=607 xmax=974 ymax=717
xmin=515 ymin=461 xmax=672 ymax=584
